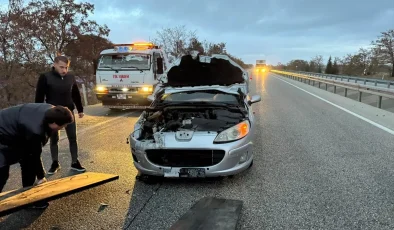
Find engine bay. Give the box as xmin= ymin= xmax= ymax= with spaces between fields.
xmin=137 ymin=106 xmax=248 ymax=140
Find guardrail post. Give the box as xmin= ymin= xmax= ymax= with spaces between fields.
xmin=364 ymin=80 xmax=366 ymax=85
xmin=318 ymin=82 xmax=321 ymax=88
xmin=313 ymin=80 xmax=315 ymax=86
xmin=377 ymin=96 xmax=382 ymax=108
xmin=347 ymin=78 xmax=350 ymax=82
xmin=325 ymin=84 xmax=328 ymax=90
xmin=358 ymin=92 xmax=362 ymax=102
xmin=334 ymin=86 xmax=336 ymax=93
xmin=344 ymin=88 xmax=348 ymax=97
xmin=375 ymin=81 xmax=378 ymax=86
xmin=355 ymin=79 xmax=358 ymax=83
xmin=388 ymin=83 xmax=391 ymax=88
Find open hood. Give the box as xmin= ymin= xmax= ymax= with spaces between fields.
xmin=164 ymin=54 xmax=246 ymax=87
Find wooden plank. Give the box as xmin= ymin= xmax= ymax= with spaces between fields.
xmin=0 ymin=172 xmax=119 ymax=217
xmin=169 ymin=197 xmax=243 ymax=230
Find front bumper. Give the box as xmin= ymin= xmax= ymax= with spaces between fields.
xmin=96 ymin=92 xmax=151 ymax=107
xmin=129 ymin=132 xmax=254 ymax=178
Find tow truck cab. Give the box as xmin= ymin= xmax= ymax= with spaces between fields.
xmin=95 ymin=42 xmax=170 ymax=109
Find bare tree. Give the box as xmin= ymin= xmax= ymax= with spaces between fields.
xmin=372 ymin=29 xmax=394 ymax=77
xmin=310 ymin=55 xmax=324 ymax=73
xmin=0 ymin=1 xmax=38 ymax=107
xmin=18 ymin=0 xmax=109 ymax=62
xmin=0 ymin=0 xmax=110 ymax=109
xmin=153 ymin=25 xmax=198 ymax=58
xmin=152 ymin=25 xmax=250 ymax=68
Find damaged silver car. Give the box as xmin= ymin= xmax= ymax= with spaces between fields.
xmin=129 ymin=53 xmax=261 ymax=179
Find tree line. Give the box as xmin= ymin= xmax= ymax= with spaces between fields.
xmin=0 ymin=0 xmax=252 ymax=109
xmin=274 ymin=29 xmax=394 ymax=79
xmin=152 ymin=25 xmax=253 ymax=69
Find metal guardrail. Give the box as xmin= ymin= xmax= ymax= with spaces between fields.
xmin=271 ymin=70 xmax=394 ymax=109
xmin=283 ymin=70 xmax=394 ymax=89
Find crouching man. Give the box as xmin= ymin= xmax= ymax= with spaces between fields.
xmin=0 ymin=103 xmax=73 ymax=207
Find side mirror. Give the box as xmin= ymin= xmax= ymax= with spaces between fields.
xmin=156 ymin=57 xmax=164 ymax=74
xmin=248 ymin=95 xmax=261 ymax=105
xmin=147 ymin=95 xmax=154 ymax=102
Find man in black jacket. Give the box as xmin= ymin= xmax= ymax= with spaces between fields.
xmin=0 ymin=103 xmax=74 ymax=193
xmin=35 ymin=55 xmax=86 ymax=174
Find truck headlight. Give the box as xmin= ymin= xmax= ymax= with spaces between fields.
xmin=96 ymin=86 xmax=107 ymax=92
xmin=141 ymin=87 xmax=153 ymax=92
xmin=214 ymin=120 xmax=250 ymax=143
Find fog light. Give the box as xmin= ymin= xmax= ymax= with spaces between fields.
xmin=239 ymin=151 xmax=248 ymax=163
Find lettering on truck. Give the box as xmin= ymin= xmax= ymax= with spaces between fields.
xmin=113 ymin=75 xmax=130 ymax=79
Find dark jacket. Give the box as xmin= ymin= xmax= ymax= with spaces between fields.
xmin=35 ymin=67 xmax=84 ymax=113
xmin=0 ymin=103 xmax=53 ymax=167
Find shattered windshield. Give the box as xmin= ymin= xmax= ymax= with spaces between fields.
xmin=98 ymin=53 xmax=151 ymax=70
xmin=159 ymin=91 xmax=239 ymax=104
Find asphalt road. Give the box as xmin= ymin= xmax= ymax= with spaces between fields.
xmin=1 ymin=72 xmax=394 ymax=229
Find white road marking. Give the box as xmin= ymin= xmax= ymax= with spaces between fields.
xmin=58 ymin=111 xmax=138 ymax=142
xmin=274 ymin=75 xmax=394 ymax=136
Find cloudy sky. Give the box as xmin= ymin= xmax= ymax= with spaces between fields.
xmin=2 ymin=0 xmax=394 ymax=64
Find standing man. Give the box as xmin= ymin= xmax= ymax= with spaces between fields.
xmin=35 ymin=55 xmax=86 ymax=174
xmin=0 ymin=103 xmax=74 ymax=193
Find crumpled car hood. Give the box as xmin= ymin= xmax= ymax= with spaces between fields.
xmin=164 ymin=54 xmax=246 ymax=87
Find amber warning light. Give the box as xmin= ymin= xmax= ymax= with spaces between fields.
xmin=114 ymin=42 xmax=159 ymax=52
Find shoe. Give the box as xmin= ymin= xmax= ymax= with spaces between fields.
xmin=34 ymin=177 xmax=47 ymax=185
xmin=47 ymin=161 xmax=60 ymax=175
xmin=71 ymin=160 xmax=86 ymax=172
xmin=30 ymin=201 xmax=49 ymax=209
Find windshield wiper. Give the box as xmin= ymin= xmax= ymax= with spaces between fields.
xmin=122 ymin=66 xmax=144 ymax=72
xmin=101 ymin=66 xmax=119 ymax=73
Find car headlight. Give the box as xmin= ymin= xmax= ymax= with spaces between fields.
xmin=214 ymin=120 xmax=250 ymax=143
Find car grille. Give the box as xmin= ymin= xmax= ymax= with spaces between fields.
xmin=145 ymin=149 xmax=225 ymax=167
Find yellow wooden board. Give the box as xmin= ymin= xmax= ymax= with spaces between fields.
xmin=0 ymin=172 xmax=119 ymax=217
